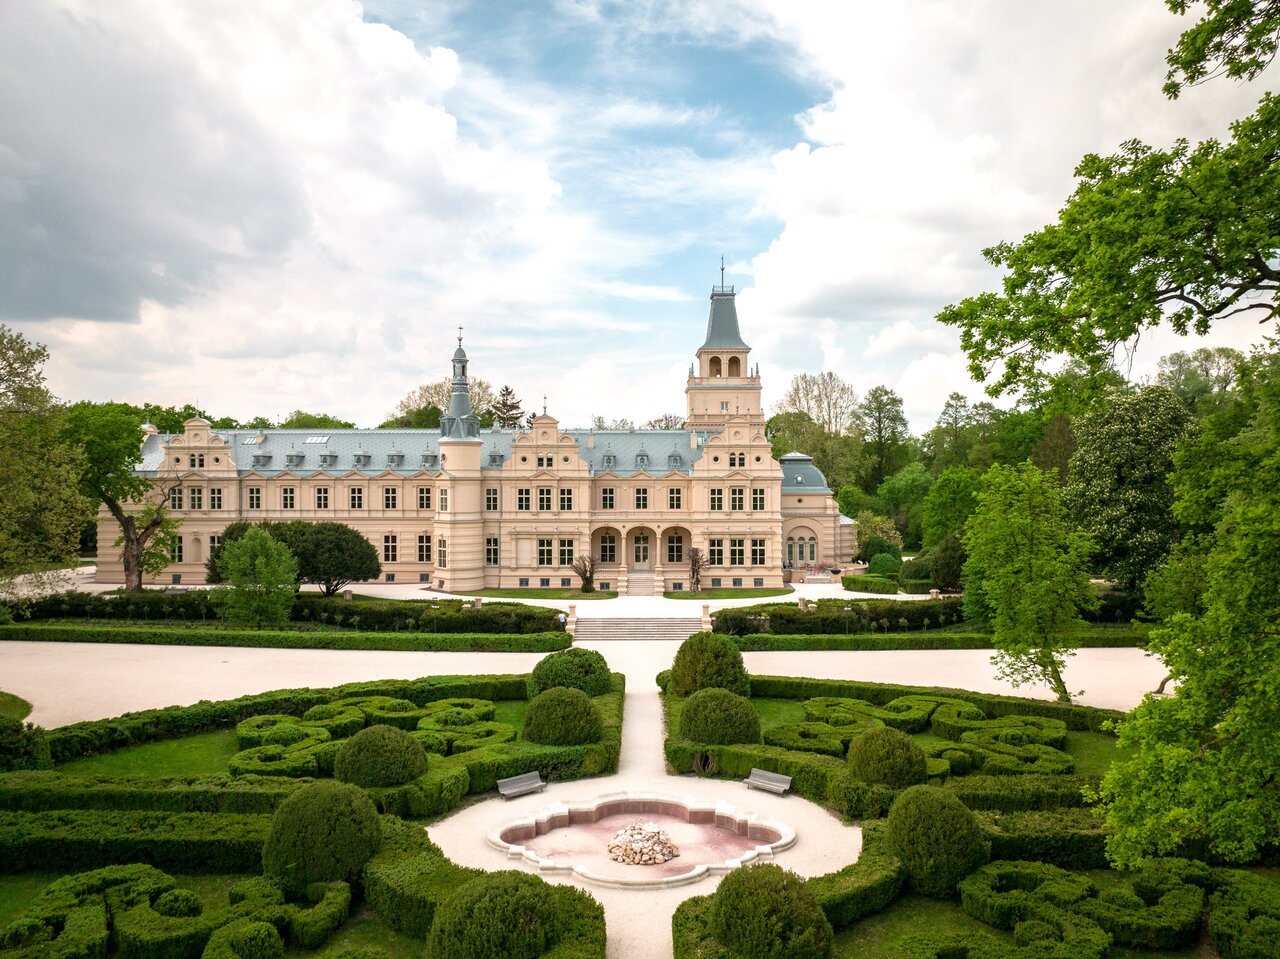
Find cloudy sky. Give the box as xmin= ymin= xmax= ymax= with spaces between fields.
xmin=1 ymin=0 xmax=1269 ymax=432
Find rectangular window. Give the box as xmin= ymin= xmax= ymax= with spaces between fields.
xmin=730 ymin=538 xmax=745 ymax=566
xmin=418 ymin=534 xmax=432 ymax=563
xmin=384 ymin=487 xmax=397 ymax=510
xmin=519 ymin=577 xmax=529 ymax=587
xmin=751 ymin=538 xmax=766 ymax=565
xmin=537 ymin=487 xmax=552 ymax=511
xmin=188 ymin=488 xmax=203 ymax=511
xmin=559 ymin=488 xmax=572 ymax=511
xmin=517 ymin=488 xmax=531 ymax=511
xmin=169 ymin=487 xmax=183 ymax=510
xmin=418 ymin=486 xmax=432 ymax=510
xmin=730 ymin=487 xmax=744 ymax=511
xmin=281 ymin=487 xmax=295 ymax=510
xmin=708 ymin=538 xmax=723 ymax=565
xmin=538 ymin=538 xmax=553 ymax=566
xmin=668 ymin=487 xmax=682 ymax=510
xmin=486 ymin=537 xmax=499 ymax=566
xmin=209 ymin=534 xmax=222 ymax=552
xmin=349 ymin=487 xmax=363 ymax=510
xmin=437 ymin=538 xmax=447 ymax=568
xmin=485 ymin=488 xmax=498 ymax=511
xmin=561 ymin=578 xmax=572 ymax=588
xmin=635 ymin=487 xmax=648 ymax=510
xmin=599 ymin=534 xmax=616 ymax=564
xmin=439 ymin=489 xmax=449 ymax=512
xmin=601 ymin=487 xmax=614 ymax=510
xmin=667 ymin=535 xmax=683 ymax=564
xmin=559 ymin=538 xmax=574 ymax=566
xmin=247 ymin=487 xmax=261 ymax=510
xmin=209 ymin=488 xmax=222 ymax=510
xmin=540 ymin=577 xmax=551 ymax=588
xmin=710 ymin=488 xmax=723 ymax=511
xmin=752 ymin=488 xmax=765 ymax=511
xmin=315 ymin=487 xmax=329 ymax=510
xmin=383 ymin=535 xmax=398 ymax=563
xmin=170 ymin=536 xmax=183 ymax=563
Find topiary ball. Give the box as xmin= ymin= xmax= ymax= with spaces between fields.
xmin=153 ymin=888 xmax=202 ymax=918
xmin=884 ymin=785 xmax=989 ymax=898
xmin=847 ymin=726 xmax=927 ymax=789
xmin=670 ymin=632 xmax=750 ymax=697
xmin=334 ymin=724 xmax=429 ymax=788
xmin=262 ymin=780 xmax=382 ymax=897
xmin=528 ymin=647 xmax=613 ymax=698
xmin=523 ymin=687 xmax=604 ymax=746
xmin=427 ymin=870 xmax=563 ymax=959
xmin=679 ymin=688 xmax=761 ymax=745
xmin=710 ymin=863 xmax=833 ymax=959
xmin=867 ymin=552 xmax=903 ymax=577
xmin=263 ymin=723 xmax=308 ymax=747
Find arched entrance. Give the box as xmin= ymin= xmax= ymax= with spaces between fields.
xmin=592 ymin=527 xmax=622 ymax=567
xmin=628 ymin=527 xmax=656 ymax=571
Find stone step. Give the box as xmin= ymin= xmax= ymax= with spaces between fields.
xmin=572 ymin=618 xmax=704 ymax=642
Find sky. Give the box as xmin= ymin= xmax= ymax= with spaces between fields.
xmin=0 ymin=0 xmax=1270 ymax=432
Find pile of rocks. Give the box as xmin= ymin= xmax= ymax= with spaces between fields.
xmin=607 ymin=821 xmax=680 ymax=865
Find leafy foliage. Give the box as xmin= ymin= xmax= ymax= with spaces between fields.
xmin=921 ymin=466 xmax=983 ymax=548
xmin=522 ymin=687 xmax=603 ymax=746
xmin=334 ymin=724 xmax=428 ymax=788
xmin=884 ymin=785 xmax=989 ymax=898
xmin=528 ymin=647 xmax=612 ymax=698
xmin=846 ymin=726 xmax=926 ymax=789
xmin=209 ymin=521 xmax=380 ymax=596
xmin=709 ymin=863 xmax=833 ymax=959
xmin=210 ymin=527 xmax=298 ymax=628
xmin=426 ymin=870 xmax=563 ymax=959
xmin=866 ymin=553 xmax=901 ymax=577
xmin=261 ymin=781 xmax=381 ymax=896
xmin=1163 ymin=0 xmax=1280 ymax=96
xmin=860 ymin=386 xmax=911 ymax=489
xmin=670 ymin=632 xmax=750 ymax=697
xmin=856 ymin=533 xmax=901 ymax=564
xmin=963 ymin=463 xmax=1097 ymax=702
xmin=678 ymin=687 xmax=761 ymax=745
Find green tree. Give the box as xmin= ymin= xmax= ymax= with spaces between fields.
xmin=208 ymin=521 xmax=380 ymax=597
xmin=278 ymin=410 xmax=355 ymax=429
xmin=490 ymin=385 xmax=526 ymax=429
xmin=921 ymin=466 xmax=983 ymax=548
xmin=937 ymin=95 xmax=1280 ymax=396
xmin=859 ymin=386 xmax=910 ymax=489
xmin=876 ymin=462 xmax=933 ymax=548
xmin=209 ymin=526 xmax=298 ymax=627
xmin=139 ymin=403 xmax=239 ymax=432
xmin=1156 ymin=346 xmax=1245 ymax=414
xmin=963 ymin=463 xmax=1097 ymax=702
xmin=1097 ymin=343 xmax=1280 ymax=865
xmin=61 ymin=402 xmax=181 ymax=592
xmin=1064 ymin=386 xmax=1193 ymax=591
xmin=380 ymin=405 xmax=442 ymax=429
xmin=922 ymin=392 xmax=974 ymax=471
xmin=854 ymin=511 xmax=903 ymax=556
xmin=767 ymin=411 xmax=867 ymax=493
xmin=1163 ymin=0 xmax=1280 ymax=97
xmin=0 ymin=327 xmax=88 ymax=605
xmin=835 ymin=485 xmax=883 ymax=520
xmin=390 ymin=377 xmax=495 ymax=425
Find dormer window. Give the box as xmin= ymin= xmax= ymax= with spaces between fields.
xmin=319 ymin=452 xmax=337 ymax=468
xmin=601 ymin=454 xmax=616 ymax=469
xmin=286 ymin=452 xmax=304 ymax=468
xmin=668 ymin=453 xmax=683 ymax=469
xmin=488 ymin=453 xmax=503 ymax=467
xmin=422 ymin=453 xmax=439 ymax=469
xmin=353 ymin=452 xmax=371 ymax=467
xmin=635 ymin=453 xmax=648 ymax=469
xmin=793 ymin=474 xmax=805 ymax=485
xmin=387 ymin=451 xmax=404 ymax=467
xmin=536 ymin=454 xmax=553 ymax=469
xmin=252 ymin=453 xmax=272 ymax=467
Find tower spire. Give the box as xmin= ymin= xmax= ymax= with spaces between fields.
xmin=720 ymin=256 xmax=725 ymax=288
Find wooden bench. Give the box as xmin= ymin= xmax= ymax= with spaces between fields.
xmin=497 ymin=771 xmax=546 ymax=799
xmin=743 ymin=768 xmax=792 ymax=795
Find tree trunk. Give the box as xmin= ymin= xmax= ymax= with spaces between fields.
xmin=118 ymin=515 xmax=145 ymax=593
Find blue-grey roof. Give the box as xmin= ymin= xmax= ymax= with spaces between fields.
xmin=139 ymin=428 xmax=712 ymax=478
xmin=701 ymin=290 xmax=749 ymax=350
xmin=779 ymin=451 xmax=830 ymax=493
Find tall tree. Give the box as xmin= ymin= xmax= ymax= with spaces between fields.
xmin=1163 ymin=0 xmax=1280 ymax=96
xmin=278 ymin=410 xmax=356 ymax=429
xmin=876 ymin=462 xmax=933 ymax=548
xmin=1156 ymin=346 xmax=1245 ymax=414
xmin=767 ymin=411 xmax=867 ymax=493
xmin=0 ymin=327 xmax=88 ymax=605
xmin=140 ymin=403 xmax=239 ymax=432
xmin=775 ymin=371 xmax=865 ymax=435
xmin=209 ymin=526 xmax=298 ymax=628
xmin=859 ymin=386 xmax=910 ymax=489
xmin=390 ymin=377 xmax=495 ymax=424
xmin=1064 ymin=386 xmax=1193 ymax=591
xmin=208 ymin=521 xmax=380 ymax=597
xmin=921 ymin=466 xmax=983 ymax=548
xmin=937 ymin=95 xmax=1280 ymax=396
xmin=62 ymin=402 xmax=181 ymax=593
xmin=490 ymin=386 xmax=526 ymax=429
xmin=1097 ymin=343 xmax=1280 ymax=865
xmin=922 ymin=392 xmax=973 ymax=472
xmin=963 ymin=463 xmax=1097 ymax=703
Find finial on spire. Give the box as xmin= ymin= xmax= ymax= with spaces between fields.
xmin=543 ymin=395 xmax=548 ymax=415
xmin=720 ymin=256 xmax=725 ymax=287
xmin=457 ymin=325 xmax=463 ymax=347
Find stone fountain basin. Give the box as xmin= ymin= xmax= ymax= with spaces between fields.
xmin=487 ymin=790 xmax=796 ymax=889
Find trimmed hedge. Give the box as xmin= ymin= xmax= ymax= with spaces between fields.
xmin=709 ymin=863 xmax=833 ymax=959
xmin=427 ymin=870 xmax=566 ymax=959
xmin=847 ymin=727 xmax=926 ymax=789
xmin=1209 ymin=870 xmax=1280 ymax=959
xmin=713 ymin=598 xmax=966 ymax=635
xmin=841 ymin=574 xmax=898 ymax=594
xmin=334 ymin=725 xmax=429 ymax=788
xmin=679 ymin=688 xmax=761 ymax=746
xmin=523 ymin=688 xmax=604 ymax=746
xmin=730 ymin=627 xmax=1148 ymax=652
xmin=0 ymin=771 xmax=306 ymax=814
xmin=0 ymin=809 xmax=271 ymax=872
xmin=669 ymin=632 xmax=751 ymax=697
xmin=866 ymin=554 xmax=902 ymax=577
xmin=978 ymin=807 xmax=1109 ymax=869
xmin=0 ymin=622 xmax=569 ymax=653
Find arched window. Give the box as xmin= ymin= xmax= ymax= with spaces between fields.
xmin=728 ymin=356 xmax=741 ymax=377
xmin=709 ymin=356 xmax=722 ymax=377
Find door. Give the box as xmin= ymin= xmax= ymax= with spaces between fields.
xmin=633 ymin=533 xmax=650 ymax=569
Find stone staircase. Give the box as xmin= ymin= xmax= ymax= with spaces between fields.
xmin=571 ymin=618 xmax=704 ymax=642
xmin=622 ymin=571 xmax=658 ymax=596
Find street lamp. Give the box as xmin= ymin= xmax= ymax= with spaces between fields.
xmin=843 ymin=604 xmax=851 ymax=634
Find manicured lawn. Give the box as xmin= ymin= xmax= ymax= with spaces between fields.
xmin=290 ymin=903 xmax=422 ymax=957
xmin=664 ymin=588 xmax=793 ymax=599
xmin=0 ymin=872 xmax=59 ymax=928
xmin=1064 ymin=730 xmax=1129 ymax=777
xmin=0 ymin=691 xmax=32 ymax=722
xmin=57 ymin=729 xmax=241 ymax=777
xmin=752 ymin=697 xmax=807 ymax=731
xmin=492 ymin=698 xmax=530 ymax=734
xmin=471 ymin=588 xmax=617 ymax=600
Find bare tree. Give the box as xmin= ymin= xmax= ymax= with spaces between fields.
xmin=571 ymin=554 xmax=597 ymax=593
xmin=688 ymin=547 xmax=706 ymax=592
xmin=642 ymin=413 xmax=685 ymax=429
xmin=775 ymin=371 xmax=865 ymax=435
xmin=390 ymin=377 xmax=495 ymax=422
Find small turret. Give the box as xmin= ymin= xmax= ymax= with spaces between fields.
xmin=439 ymin=329 xmax=481 ymax=440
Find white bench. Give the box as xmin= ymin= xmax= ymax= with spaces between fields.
xmin=497 ymin=771 xmax=546 ymax=799
xmin=744 ymin=768 xmax=792 ymax=795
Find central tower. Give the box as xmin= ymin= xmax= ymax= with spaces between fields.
xmin=684 ymin=272 xmax=764 ymax=429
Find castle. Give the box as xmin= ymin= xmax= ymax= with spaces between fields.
xmin=96 ymin=281 xmax=855 ymax=593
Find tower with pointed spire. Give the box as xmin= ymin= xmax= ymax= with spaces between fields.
xmin=435 ymin=329 xmax=486 ymax=591
xmin=684 ymin=263 xmax=764 ymax=429
xmin=439 ymin=329 xmax=481 ymax=439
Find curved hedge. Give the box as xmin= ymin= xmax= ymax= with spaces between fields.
xmin=670 ymin=633 xmax=750 ymax=697
xmin=428 ymin=870 xmax=564 ymax=959
xmin=334 ymin=725 xmax=428 ymax=788
xmin=679 ymin=688 xmax=761 ymax=746
xmin=529 ymin=648 xmax=613 ymax=698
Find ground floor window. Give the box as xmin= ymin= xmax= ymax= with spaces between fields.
xmin=170 ymin=536 xmax=183 ymax=563
xmin=418 ymin=534 xmax=432 ymax=563
xmin=599 ymin=533 xmax=616 ymax=563
xmin=708 ymin=538 xmax=723 ymax=565
xmin=751 ymin=538 xmax=765 ymax=565
xmin=666 ymin=533 xmax=683 ymax=564
xmin=383 ymin=535 xmax=397 ymax=563
xmin=486 ymin=537 xmax=499 ymax=566
xmin=437 ymin=538 xmax=447 ymax=568
xmin=538 ymin=538 xmax=553 ymax=566
xmin=729 ymin=538 xmax=745 ymax=566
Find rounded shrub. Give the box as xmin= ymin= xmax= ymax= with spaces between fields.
xmin=710 ymin=863 xmax=833 ymax=959
xmin=262 ymin=781 xmax=382 ymax=896
xmin=884 ymin=785 xmax=989 ymax=898
xmin=867 ymin=552 xmax=903 ymax=577
xmin=679 ymin=688 xmax=761 ymax=745
xmin=263 ymin=723 xmax=308 ymax=747
xmin=858 ymin=535 xmax=902 ymax=563
xmin=334 ymin=724 xmax=429 ymax=788
xmin=529 ymin=647 xmax=612 ymax=698
xmin=899 ymin=555 xmax=932 ymax=583
xmin=523 ymin=687 xmax=603 ymax=745
xmin=670 ymin=632 xmax=750 ymax=697
xmin=154 ymin=888 xmax=202 ymax=918
xmin=847 ymin=726 xmax=927 ymax=789
xmin=427 ymin=870 xmax=563 ymax=959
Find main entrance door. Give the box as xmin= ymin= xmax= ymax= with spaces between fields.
xmin=632 ymin=533 xmax=650 ymax=569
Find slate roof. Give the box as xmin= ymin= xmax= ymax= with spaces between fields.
xmin=779 ymin=451 xmax=831 ymax=493
xmin=701 ymin=289 xmax=749 ymax=350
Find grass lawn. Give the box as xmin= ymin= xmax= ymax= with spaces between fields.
xmin=664 ymin=588 xmax=793 ymax=599
xmin=752 ymin=697 xmax=807 ymax=731
xmin=491 ymin=698 xmax=530 ymax=733
xmin=0 ymin=873 xmax=59 ymax=928
xmin=471 ymin=588 xmax=617 ymax=600
xmin=0 ymin=691 xmax=32 ymax=722
xmin=1064 ymin=730 xmax=1130 ymax=777
xmin=56 ymin=729 xmax=241 ymax=777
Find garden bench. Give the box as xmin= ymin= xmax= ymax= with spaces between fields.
xmin=744 ymin=768 xmax=792 ymax=795
xmin=497 ymin=771 xmax=546 ymax=799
